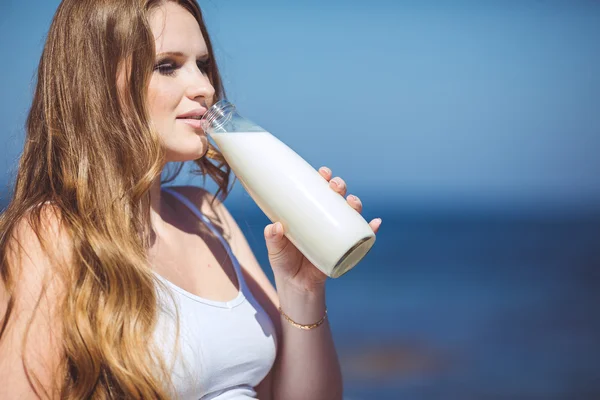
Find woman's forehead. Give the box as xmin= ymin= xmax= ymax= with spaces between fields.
xmin=150 ymin=2 xmax=207 ymax=56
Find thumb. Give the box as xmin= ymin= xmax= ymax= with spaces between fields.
xmin=264 ymin=222 xmax=289 ymax=260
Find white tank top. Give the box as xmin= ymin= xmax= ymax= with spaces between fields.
xmin=152 ymin=188 xmax=278 ymax=400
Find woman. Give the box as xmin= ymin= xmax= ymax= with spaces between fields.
xmin=0 ymin=0 xmax=381 ymax=398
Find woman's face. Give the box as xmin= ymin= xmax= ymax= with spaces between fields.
xmin=147 ymin=2 xmax=215 ymax=162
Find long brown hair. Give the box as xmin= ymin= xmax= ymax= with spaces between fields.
xmin=0 ymin=0 xmax=231 ymax=398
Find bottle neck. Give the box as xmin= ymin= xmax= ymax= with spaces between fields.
xmin=201 ymin=100 xmax=236 ymax=132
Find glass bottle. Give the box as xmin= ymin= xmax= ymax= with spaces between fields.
xmin=201 ymin=100 xmax=375 ymax=278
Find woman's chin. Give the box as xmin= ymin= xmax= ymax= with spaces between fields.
xmin=178 ymin=133 xmax=209 ymax=156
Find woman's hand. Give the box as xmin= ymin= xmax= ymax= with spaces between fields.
xmin=264 ymin=166 xmax=382 ymax=294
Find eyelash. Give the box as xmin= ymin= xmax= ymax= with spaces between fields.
xmin=153 ymin=59 xmax=211 ymax=77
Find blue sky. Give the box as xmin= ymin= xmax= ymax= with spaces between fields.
xmin=1 ymin=1 xmax=599 ymax=211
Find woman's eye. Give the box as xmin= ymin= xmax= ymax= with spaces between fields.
xmin=153 ymin=58 xmax=210 ymax=76
xmin=197 ymin=59 xmax=211 ymax=74
xmin=154 ymin=61 xmax=177 ymax=76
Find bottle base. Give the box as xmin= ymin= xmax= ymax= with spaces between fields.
xmin=330 ymin=235 xmax=376 ymax=278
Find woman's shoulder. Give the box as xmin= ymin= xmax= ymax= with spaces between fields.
xmin=10 ymin=202 xmax=71 ymax=257
xmin=5 ymin=202 xmax=73 ymax=282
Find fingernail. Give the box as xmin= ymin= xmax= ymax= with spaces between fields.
xmin=270 ymin=225 xmax=277 ymax=238
xmin=375 ymin=218 xmax=382 ymax=225
xmin=273 ymin=223 xmax=282 ymax=236
xmin=321 ymin=167 xmax=331 ymax=175
xmin=332 ymin=178 xmax=342 ymax=187
xmin=349 ymin=194 xmax=359 ymax=202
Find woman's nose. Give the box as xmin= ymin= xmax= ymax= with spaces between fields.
xmin=185 ymin=70 xmax=215 ymax=101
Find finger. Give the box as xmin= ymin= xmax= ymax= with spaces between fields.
xmin=329 ymin=177 xmax=347 ymax=197
xmin=347 ymin=194 xmax=363 ymax=213
xmin=369 ymin=218 xmax=382 ymax=234
xmin=319 ymin=166 xmax=332 ymax=181
xmin=264 ymin=222 xmax=290 ymax=258
xmin=264 ymin=222 xmax=284 ymax=241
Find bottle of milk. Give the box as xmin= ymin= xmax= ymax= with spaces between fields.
xmin=201 ymin=100 xmax=375 ymax=278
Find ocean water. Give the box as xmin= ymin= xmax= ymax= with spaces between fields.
xmin=231 ymin=204 xmax=600 ymax=400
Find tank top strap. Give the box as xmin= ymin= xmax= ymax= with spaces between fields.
xmin=161 ymin=187 xmax=249 ymax=293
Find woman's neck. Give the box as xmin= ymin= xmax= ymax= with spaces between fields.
xmin=148 ymin=175 xmax=176 ymax=250
xmin=149 ymin=176 xmax=163 ymax=223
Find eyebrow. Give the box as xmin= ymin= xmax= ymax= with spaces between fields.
xmin=156 ymin=51 xmax=209 ymax=60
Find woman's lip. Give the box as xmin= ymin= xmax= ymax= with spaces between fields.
xmin=177 ymin=118 xmax=204 ymax=130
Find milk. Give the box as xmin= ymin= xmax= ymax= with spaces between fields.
xmin=210 ymin=130 xmax=375 ymax=278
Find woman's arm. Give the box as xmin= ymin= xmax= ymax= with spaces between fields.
xmin=0 ymin=207 xmax=69 ymax=399
xmin=269 ymin=279 xmax=343 ymax=400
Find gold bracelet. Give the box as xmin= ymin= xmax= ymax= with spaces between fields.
xmin=278 ymin=307 xmax=328 ymax=330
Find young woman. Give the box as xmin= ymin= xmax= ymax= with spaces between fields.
xmin=0 ymin=0 xmax=381 ymax=398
